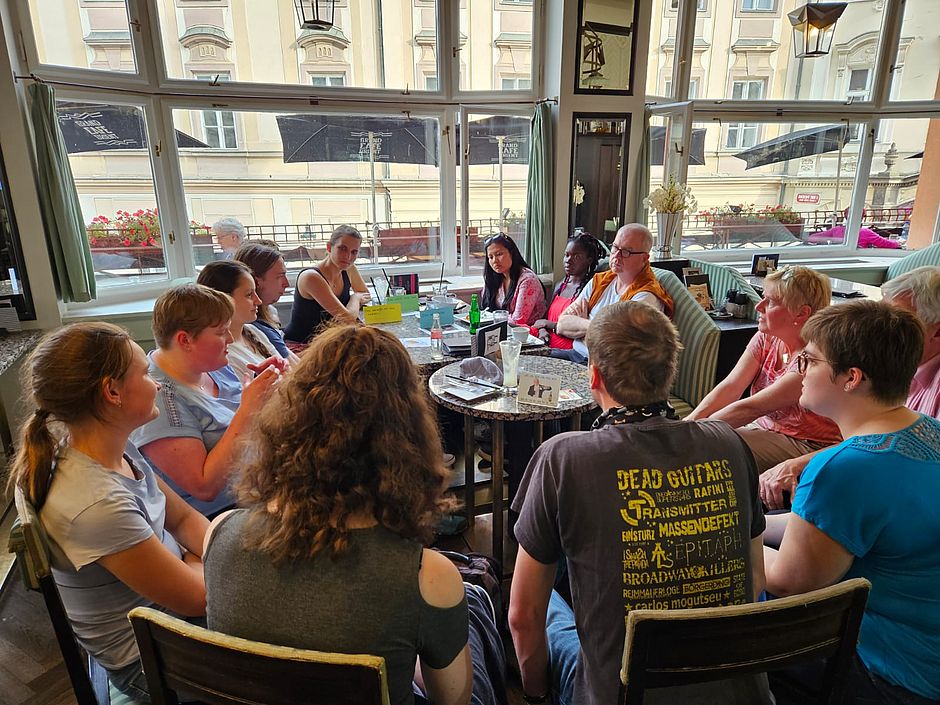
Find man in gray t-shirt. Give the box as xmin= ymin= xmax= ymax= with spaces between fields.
xmin=508 ymin=301 xmax=768 ymax=705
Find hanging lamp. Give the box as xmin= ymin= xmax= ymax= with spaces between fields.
xmin=788 ymin=2 xmax=848 ymax=58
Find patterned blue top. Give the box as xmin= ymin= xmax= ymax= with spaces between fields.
xmin=130 ymin=352 xmax=242 ymax=517
xmin=792 ymin=414 xmax=940 ymax=699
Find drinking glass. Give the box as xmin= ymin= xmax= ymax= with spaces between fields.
xmin=390 ymin=286 xmax=406 ymax=297
xmin=499 ymin=340 xmax=522 ymax=392
xmin=493 ymin=310 xmax=509 ymax=325
xmin=431 ymin=283 xmax=448 ymax=307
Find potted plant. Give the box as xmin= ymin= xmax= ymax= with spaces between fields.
xmin=644 ymin=178 xmax=697 ymax=259
xmin=699 ymin=204 xmax=804 ymax=247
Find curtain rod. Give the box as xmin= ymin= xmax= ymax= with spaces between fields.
xmin=14 ymin=74 xmax=558 ymax=108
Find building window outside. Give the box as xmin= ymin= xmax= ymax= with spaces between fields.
xmin=741 ymin=0 xmax=774 ymax=11
xmin=725 ymin=80 xmax=764 ymax=148
xmin=501 ymin=77 xmax=532 ymax=90
xmin=425 ymin=75 xmax=439 ymax=90
xmin=311 ymin=73 xmax=347 ymax=87
xmin=664 ymin=78 xmax=698 ymax=98
xmin=847 ymin=68 xmax=871 ymax=140
xmin=195 ymin=74 xmax=237 ymax=149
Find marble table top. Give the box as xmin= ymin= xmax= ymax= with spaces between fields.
xmin=428 ymin=356 xmax=597 ymax=421
xmin=376 ymin=314 xmax=547 ymax=375
xmin=0 ymin=330 xmax=44 ymax=377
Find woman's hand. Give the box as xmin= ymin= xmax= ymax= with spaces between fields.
xmin=240 ymin=366 xmax=280 ymax=414
xmin=248 ymin=355 xmax=288 ymax=376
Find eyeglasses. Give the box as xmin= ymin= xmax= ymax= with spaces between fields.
xmin=609 ymin=245 xmax=646 ymax=259
xmin=795 ymin=350 xmax=828 ymax=375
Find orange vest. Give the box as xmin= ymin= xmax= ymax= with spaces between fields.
xmin=585 ymin=266 xmax=674 ymax=319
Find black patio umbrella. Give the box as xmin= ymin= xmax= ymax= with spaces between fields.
xmin=456 ymin=115 xmax=530 ymax=165
xmin=650 ymin=126 xmax=706 ymax=166
xmin=56 ymin=102 xmax=208 ymax=153
xmin=274 ymin=114 xmax=439 ymax=166
xmin=733 ymin=124 xmax=850 ymax=170
xmin=906 ymin=151 xmax=924 ymax=159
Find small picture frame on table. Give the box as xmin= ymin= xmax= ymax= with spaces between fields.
xmin=472 ymin=321 xmax=508 ymax=358
xmin=683 ymin=273 xmax=714 ymax=312
xmin=518 ymin=371 xmax=561 ymax=408
xmin=751 ymin=253 xmax=780 ymax=277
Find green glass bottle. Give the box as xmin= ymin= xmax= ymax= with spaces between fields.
xmin=469 ymin=294 xmax=480 ymax=334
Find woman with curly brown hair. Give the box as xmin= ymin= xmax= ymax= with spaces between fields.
xmin=202 ymin=323 xmax=502 ymax=705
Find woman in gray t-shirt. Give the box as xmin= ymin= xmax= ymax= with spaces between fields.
xmin=8 ymin=323 xmax=210 ymax=702
xmin=203 ymin=323 xmax=475 ymax=705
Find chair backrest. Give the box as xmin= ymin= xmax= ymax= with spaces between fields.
xmin=651 ymin=268 xmax=721 ymax=408
xmin=8 ymin=487 xmax=110 ymax=705
xmin=128 ymin=607 xmax=391 ymax=705
xmin=688 ymin=259 xmax=761 ymax=320
xmin=885 ymin=241 xmax=940 ymax=282
xmin=620 ymin=578 xmax=871 ymax=705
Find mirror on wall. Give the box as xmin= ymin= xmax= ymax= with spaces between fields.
xmin=569 ymin=115 xmax=630 ymax=244
xmin=0 ymin=147 xmax=35 ymax=321
xmin=575 ymin=0 xmax=638 ymax=94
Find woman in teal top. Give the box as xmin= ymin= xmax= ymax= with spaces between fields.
xmin=766 ymin=300 xmax=940 ymax=704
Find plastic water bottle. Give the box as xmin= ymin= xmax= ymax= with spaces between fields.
xmin=469 ymin=294 xmax=481 ymax=335
xmin=430 ymin=313 xmax=444 ymax=360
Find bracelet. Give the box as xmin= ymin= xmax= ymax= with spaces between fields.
xmin=522 ymin=691 xmax=550 ymax=704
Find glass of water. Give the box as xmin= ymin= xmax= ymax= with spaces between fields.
xmin=499 ymin=340 xmax=522 ymax=393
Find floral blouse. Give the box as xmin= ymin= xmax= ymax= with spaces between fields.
xmin=492 ymin=267 xmax=547 ymax=327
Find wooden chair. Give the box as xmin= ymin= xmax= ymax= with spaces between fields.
xmin=7 ymin=487 xmax=111 ymax=705
xmin=619 ymin=578 xmax=871 ymax=705
xmin=128 ymin=607 xmax=391 ymax=705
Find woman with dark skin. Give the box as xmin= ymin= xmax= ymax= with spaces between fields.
xmin=530 ymin=233 xmax=603 ymax=352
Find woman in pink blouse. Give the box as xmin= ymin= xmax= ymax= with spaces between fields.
xmin=687 ymin=266 xmax=842 ymax=475
xmin=479 ymin=234 xmax=546 ymax=326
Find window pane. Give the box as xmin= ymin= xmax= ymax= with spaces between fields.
xmin=159 ymin=0 xmax=435 ymax=91
xmin=862 ymin=118 xmax=937 ymax=251
xmin=646 ymin=0 xmax=680 ymax=100
xmin=656 ymin=2 xmax=888 ymax=101
xmin=27 ymin=0 xmax=137 ymax=73
xmin=891 ymin=0 xmax=940 ymax=102
xmin=58 ymin=100 xmax=171 ymax=287
xmin=457 ymin=113 xmax=530 ymax=272
xmin=172 ymin=109 xmax=442 ymax=271
xmin=459 ymin=1 xmax=534 ymax=90
xmin=682 ymin=121 xmax=864 ymax=252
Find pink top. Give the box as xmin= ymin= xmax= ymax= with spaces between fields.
xmin=492 ymin=267 xmax=547 ymax=327
xmin=745 ymin=332 xmax=843 ymax=445
xmin=807 ymin=225 xmax=902 ymax=249
xmin=907 ymin=352 xmax=940 ymax=419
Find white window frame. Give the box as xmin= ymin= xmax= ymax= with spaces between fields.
xmin=310 ymin=73 xmax=347 ymax=87
xmin=741 ymin=0 xmax=774 ymax=11
xmin=194 ymin=74 xmax=238 ymax=149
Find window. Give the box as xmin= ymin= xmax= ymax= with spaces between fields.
xmin=501 ymin=77 xmax=532 ymax=90
xmin=461 ymin=2 xmax=535 ymax=91
xmin=26 ymin=0 xmax=137 ymax=73
xmin=741 ymin=0 xmax=773 ymax=10
xmin=195 ymin=74 xmax=237 ymax=149
xmin=725 ymin=123 xmax=760 ymax=149
xmin=311 ymin=74 xmax=346 ymax=87
xmin=847 ymin=69 xmax=871 ymax=140
xmin=725 ymin=80 xmax=764 ymax=148
xmin=892 ymin=0 xmax=940 ymax=102
xmin=664 ymin=78 xmax=698 ymax=99
xmin=425 ymin=76 xmax=439 ymax=91
xmin=201 ymin=110 xmax=237 ymax=149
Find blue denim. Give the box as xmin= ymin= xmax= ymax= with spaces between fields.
xmin=108 ymin=659 xmax=150 ymax=703
xmin=546 ymin=590 xmax=579 ymax=705
xmin=548 ymin=348 xmax=588 ymax=365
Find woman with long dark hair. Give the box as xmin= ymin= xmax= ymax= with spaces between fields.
xmin=203 ymin=324 xmax=502 ymax=705
xmin=8 ymin=323 xmax=208 ymax=702
xmin=479 ymin=234 xmax=546 ymax=326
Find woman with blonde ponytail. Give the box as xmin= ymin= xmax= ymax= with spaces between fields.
xmin=8 ymin=322 xmax=209 ymax=702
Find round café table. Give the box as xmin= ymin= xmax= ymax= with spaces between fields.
xmin=428 ymin=356 xmax=596 ymax=568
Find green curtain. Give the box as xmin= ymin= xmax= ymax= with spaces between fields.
xmin=632 ymin=109 xmax=652 ymax=229
xmin=27 ymin=83 xmax=96 ymax=302
xmin=524 ymin=102 xmax=554 ymax=274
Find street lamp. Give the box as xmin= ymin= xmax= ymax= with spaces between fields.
xmin=293 ymin=0 xmax=336 ymax=31
xmin=788 ymin=2 xmax=848 ymax=58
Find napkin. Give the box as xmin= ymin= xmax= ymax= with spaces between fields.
xmin=458 ymin=357 xmax=503 ymax=385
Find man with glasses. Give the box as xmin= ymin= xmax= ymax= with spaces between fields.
xmin=555 ymin=224 xmax=673 ymax=364
xmin=212 ymin=217 xmax=247 ymax=260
